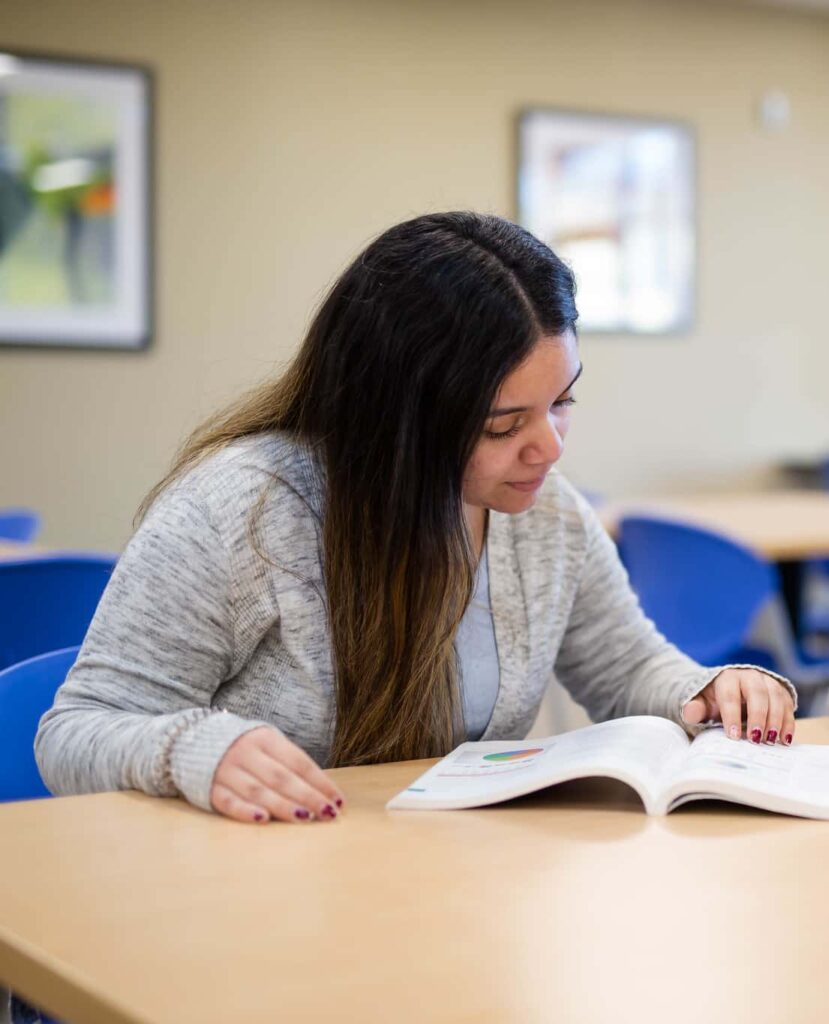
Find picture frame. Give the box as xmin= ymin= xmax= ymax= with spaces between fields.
xmin=517 ymin=108 xmax=695 ymax=335
xmin=0 ymin=50 xmax=152 ymax=350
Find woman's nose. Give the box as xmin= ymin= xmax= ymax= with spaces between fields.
xmin=525 ymin=417 xmax=564 ymax=464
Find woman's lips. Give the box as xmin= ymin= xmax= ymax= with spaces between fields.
xmin=507 ymin=475 xmax=546 ymax=493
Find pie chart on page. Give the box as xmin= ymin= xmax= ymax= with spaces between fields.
xmin=482 ymin=748 xmax=544 ymax=762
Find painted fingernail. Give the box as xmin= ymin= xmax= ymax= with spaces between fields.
xmin=254 ymin=812 xmax=266 ymax=822
xmin=335 ymin=798 xmax=344 ymax=808
xmin=294 ymin=808 xmax=310 ymax=820
xmin=728 ymin=725 xmax=740 ymax=740
xmin=750 ymin=728 xmax=762 ymax=744
xmin=766 ymin=730 xmax=778 ymax=744
xmin=321 ymin=804 xmax=337 ymax=818
xmin=785 ymin=733 xmax=793 ymax=745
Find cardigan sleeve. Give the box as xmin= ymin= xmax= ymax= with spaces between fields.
xmin=552 ymin=496 xmax=798 ymax=736
xmin=34 ymin=490 xmax=273 ymax=812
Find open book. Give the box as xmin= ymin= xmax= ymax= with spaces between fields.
xmin=386 ymin=715 xmax=829 ymax=818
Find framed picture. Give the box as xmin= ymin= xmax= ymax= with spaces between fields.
xmin=0 ymin=50 xmax=152 ymax=350
xmin=517 ymin=108 xmax=695 ymax=334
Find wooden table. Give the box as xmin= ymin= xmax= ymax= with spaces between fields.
xmin=599 ymin=489 xmax=829 ymax=561
xmin=3 ymin=718 xmax=829 ymax=1024
xmin=0 ymin=542 xmax=43 ymax=562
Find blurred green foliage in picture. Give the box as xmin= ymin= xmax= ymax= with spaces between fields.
xmin=0 ymin=92 xmax=117 ymax=308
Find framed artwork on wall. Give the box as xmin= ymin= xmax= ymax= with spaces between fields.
xmin=517 ymin=108 xmax=695 ymax=335
xmin=0 ymin=50 xmax=152 ymax=350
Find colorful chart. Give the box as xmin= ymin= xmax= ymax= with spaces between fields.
xmin=483 ymin=747 xmax=543 ymax=762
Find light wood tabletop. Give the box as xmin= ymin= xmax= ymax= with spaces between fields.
xmin=3 ymin=718 xmax=829 ymax=1024
xmin=0 ymin=542 xmax=43 ymax=561
xmin=600 ymin=489 xmax=829 ymax=561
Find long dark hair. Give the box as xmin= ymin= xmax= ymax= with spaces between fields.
xmin=140 ymin=212 xmax=578 ymax=766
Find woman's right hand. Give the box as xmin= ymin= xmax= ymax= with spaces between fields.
xmin=210 ymin=726 xmax=345 ymax=824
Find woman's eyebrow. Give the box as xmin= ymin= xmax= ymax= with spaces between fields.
xmin=488 ymin=363 xmax=583 ymax=417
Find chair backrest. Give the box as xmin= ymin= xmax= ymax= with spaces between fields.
xmin=617 ymin=515 xmax=777 ymax=665
xmin=0 ymin=554 xmax=116 ymax=670
xmin=0 ymin=507 xmax=41 ymax=543
xmin=0 ymin=646 xmax=80 ymax=801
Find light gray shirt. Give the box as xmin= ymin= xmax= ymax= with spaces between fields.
xmin=35 ymin=431 xmax=797 ymax=813
xmin=457 ymin=545 xmax=499 ymax=741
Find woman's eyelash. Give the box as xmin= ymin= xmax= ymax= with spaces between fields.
xmin=485 ymin=425 xmax=521 ymax=440
xmin=484 ymin=396 xmax=577 ymax=440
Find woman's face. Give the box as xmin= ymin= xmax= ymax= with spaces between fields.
xmin=462 ymin=331 xmax=581 ymax=516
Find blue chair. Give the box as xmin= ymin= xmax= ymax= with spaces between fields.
xmin=617 ymin=515 xmax=829 ymax=709
xmin=7 ymin=992 xmax=61 ymax=1024
xmin=1 ymin=647 xmax=79 ymax=1024
xmin=0 ymin=646 xmax=79 ymax=803
xmin=0 ymin=507 xmax=41 ymax=543
xmin=801 ymin=458 xmax=829 ymax=640
xmin=0 ymin=555 xmax=116 ymax=670
xmin=802 ymin=566 xmax=829 ymax=641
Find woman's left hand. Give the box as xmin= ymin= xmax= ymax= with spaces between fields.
xmin=680 ymin=668 xmax=795 ymax=745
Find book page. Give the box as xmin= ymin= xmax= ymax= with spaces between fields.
xmin=668 ymin=728 xmax=829 ymax=815
xmin=545 ymin=716 xmax=691 ymax=806
xmin=387 ymin=715 xmax=690 ymax=811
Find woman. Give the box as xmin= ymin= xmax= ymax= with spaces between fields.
xmin=35 ymin=211 xmax=797 ymax=824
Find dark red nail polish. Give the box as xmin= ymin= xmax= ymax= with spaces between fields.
xmin=322 ymin=804 xmax=337 ymax=818
xmin=254 ymin=812 xmax=265 ymax=822
xmin=335 ymin=798 xmax=343 ymax=808
xmin=294 ymin=808 xmax=310 ymax=820
xmin=750 ymin=728 xmax=762 ymax=744
xmin=767 ymin=730 xmax=778 ymax=743
xmin=785 ymin=733 xmax=793 ymax=745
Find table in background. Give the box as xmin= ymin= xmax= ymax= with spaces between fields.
xmin=3 ymin=718 xmax=829 ymax=1024
xmin=600 ymin=490 xmax=829 ymax=633
xmin=599 ymin=490 xmax=829 ymax=560
xmin=0 ymin=543 xmax=46 ymax=562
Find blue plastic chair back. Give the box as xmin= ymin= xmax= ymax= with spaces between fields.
xmin=0 ymin=646 xmax=80 ymax=802
xmin=808 ymin=458 xmax=829 ymax=617
xmin=617 ymin=515 xmax=777 ymax=665
xmin=0 ymin=507 xmax=41 ymax=543
xmin=0 ymin=555 xmax=116 ymax=670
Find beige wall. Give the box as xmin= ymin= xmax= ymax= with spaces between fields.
xmin=1 ymin=0 xmax=828 ymax=550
